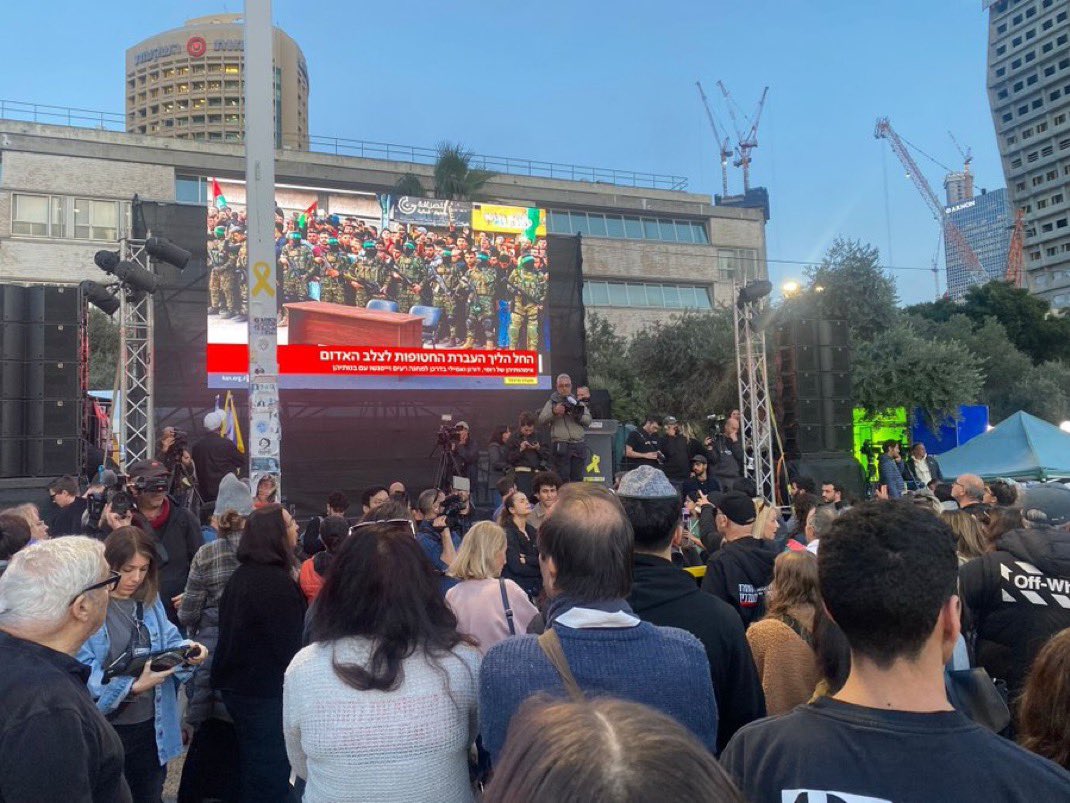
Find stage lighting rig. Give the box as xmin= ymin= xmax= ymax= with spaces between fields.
xmin=80 ymin=280 xmax=120 ymax=315
xmin=145 ymin=236 xmax=190 ymax=271
xmin=737 ymin=279 xmax=773 ymax=306
xmin=95 ymin=249 xmax=158 ymax=296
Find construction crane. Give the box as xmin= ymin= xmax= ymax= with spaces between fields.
xmin=716 ymin=81 xmax=769 ymax=193
xmin=695 ymin=81 xmax=733 ymax=197
xmin=947 ymin=131 xmax=974 ymax=202
xmin=1005 ymin=208 xmax=1026 ymax=288
xmin=874 ymin=117 xmax=989 ymax=289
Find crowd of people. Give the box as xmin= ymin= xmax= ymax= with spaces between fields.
xmin=5 ymin=416 xmax=1070 ymax=802
xmin=206 ymin=204 xmax=550 ymax=350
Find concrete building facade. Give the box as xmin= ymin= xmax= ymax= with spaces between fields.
xmin=0 ymin=120 xmax=765 ymax=339
xmin=985 ymin=0 xmax=1070 ymax=308
xmin=944 ymin=187 xmax=1014 ymax=299
xmin=125 ymin=14 xmax=309 ymax=149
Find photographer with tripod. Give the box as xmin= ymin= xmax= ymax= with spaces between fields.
xmin=538 ymin=374 xmax=592 ymax=483
xmin=157 ymin=427 xmax=200 ymax=513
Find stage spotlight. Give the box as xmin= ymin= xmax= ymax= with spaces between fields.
xmin=737 ymin=279 xmax=773 ymax=306
xmin=80 ymin=280 xmax=120 ymax=315
xmin=781 ymin=280 xmax=801 ymax=297
xmin=94 ymin=249 xmax=121 ymax=273
xmin=112 ymin=260 xmax=158 ymax=295
xmin=145 ymin=237 xmax=190 ymax=270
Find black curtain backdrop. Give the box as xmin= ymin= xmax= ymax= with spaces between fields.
xmin=150 ymin=204 xmax=586 ymax=515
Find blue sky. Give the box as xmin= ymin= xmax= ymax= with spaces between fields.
xmin=2 ymin=0 xmax=1000 ymax=304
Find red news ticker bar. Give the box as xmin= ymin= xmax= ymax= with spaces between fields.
xmin=207 ymin=344 xmax=539 ymax=377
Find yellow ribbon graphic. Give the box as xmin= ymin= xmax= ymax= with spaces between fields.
xmin=251 ymin=261 xmax=275 ymax=297
xmin=585 ymin=454 xmax=601 ymax=475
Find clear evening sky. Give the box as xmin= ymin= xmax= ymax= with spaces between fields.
xmin=2 ymin=0 xmax=999 ymax=304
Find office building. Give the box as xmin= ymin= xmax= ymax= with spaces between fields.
xmin=985 ymin=0 xmax=1070 ymax=308
xmin=0 ymin=117 xmax=766 ymax=339
xmin=945 ymin=187 xmax=1013 ymax=299
xmin=125 ymin=14 xmax=309 ymax=149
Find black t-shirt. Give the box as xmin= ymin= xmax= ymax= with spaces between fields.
xmin=721 ymin=696 xmax=1070 ymax=802
xmin=658 ymin=433 xmax=691 ymax=482
xmin=626 ymin=429 xmax=660 ymax=469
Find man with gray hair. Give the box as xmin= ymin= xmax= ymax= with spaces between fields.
xmin=952 ymin=474 xmax=989 ymax=519
xmin=538 ymin=373 xmax=592 ymax=482
xmin=805 ymin=504 xmax=840 ymax=555
xmin=0 ymin=537 xmax=131 ymax=801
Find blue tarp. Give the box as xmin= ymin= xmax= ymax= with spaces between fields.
xmin=937 ymin=411 xmax=1070 ymax=481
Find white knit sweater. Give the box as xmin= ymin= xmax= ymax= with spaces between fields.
xmin=283 ymin=638 xmax=481 ymax=803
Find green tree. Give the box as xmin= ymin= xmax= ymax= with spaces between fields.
xmin=87 ymin=308 xmax=120 ymax=390
xmin=392 ymin=173 xmax=426 ymax=198
xmin=627 ymin=311 xmax=738 ymax=424
xmin=851 ymin=323 xmax=983 ymax=428
xmin=432 ymin=142 xmax=495 ymax=201
xmin=803 ymin=237 xmax=899 ymax=343
xmin=585 ymin=313 xmax=645 ymax=425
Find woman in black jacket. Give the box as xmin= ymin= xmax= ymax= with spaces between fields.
xmin=487 ymin=424 xmax=513 ymax=506
xmin=211 ymin=504 xmax=306 ymax=802
xmin=498 ymin=491 xmax=541 ymax=600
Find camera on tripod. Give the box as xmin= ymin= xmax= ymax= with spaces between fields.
xmin=435 ymin=424 xmax=463 ymax=448
xmin=161 ymin=429 xmax=189 ymax=467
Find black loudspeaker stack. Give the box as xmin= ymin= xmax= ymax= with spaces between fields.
xmin=775 ymin=317 xmax=853 ymax=457
xmin=0 ymin=285 xmax=84 ymax=478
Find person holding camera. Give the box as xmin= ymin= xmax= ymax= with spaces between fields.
xmin=506 ymin=412 xmax=548 ymax=498
xmin=128 ymin=460 xmax=204 ymax=626
xmin=450 ymin=421 xmax=480 ymax=491
xmin=191 ymin=410 xmax=245 ymax=505
xmin=538 ymin=374 xmax=592 ymax=483
xmin=706 ymin=416 xmax=745 ymax=491
xmin=77 ymin=526 xmax=207 ymax=803
xmin=415 ymin=489 xmax=462 ymax=596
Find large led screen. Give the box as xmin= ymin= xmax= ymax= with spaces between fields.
xmin=205 ymin=181 xmax=551 ymax=389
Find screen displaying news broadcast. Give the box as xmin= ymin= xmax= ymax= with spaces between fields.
xmin=205 ymin=181 xmax=552 ymax=390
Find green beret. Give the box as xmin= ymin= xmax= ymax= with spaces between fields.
xmin=404 ymin=242 xmax=416 ymax=251
xmin=442 ymin=249 xmax=452 ymax=258
xmin=363 ymin=241 xmax=376 ymax=250
xmin=288 ymin=232 xmax=302 ymax=240
xmin=477 ymin=252 xmax=490 ymax=262
xmin=519 ymin=255 xmax=535 ymax=268
xmin=327 ymin=237 xmax=339 ymax=246
xmin=214 ymin=226 xmax=226 ymax=238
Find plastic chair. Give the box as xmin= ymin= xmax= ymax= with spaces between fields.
xmin=365 ymin=299 xmax=399 ymax=313
xmin=409 ymin=305 xmax=443 ymax=344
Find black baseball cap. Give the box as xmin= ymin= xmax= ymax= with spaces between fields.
xmin=718 ymin=491 xmax=757 ymax=525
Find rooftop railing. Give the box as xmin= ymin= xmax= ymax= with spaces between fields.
xmin=0 ymin=99 xmax=689 ymax=192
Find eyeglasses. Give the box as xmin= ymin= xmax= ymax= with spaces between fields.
xmin=71 ymin=571 xmax=120 ymax=604
xmin=349 ymin=519 xmax=416 ymax=537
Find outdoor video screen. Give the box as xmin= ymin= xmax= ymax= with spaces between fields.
xmin=205 ymin=180 xmax=551 ymax=389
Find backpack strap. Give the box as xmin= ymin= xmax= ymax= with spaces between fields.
xmin=775 ymin=612 xmax=815 ymax=649
xmin=499 ymin=579 xmax=516 ymax=636
xmin=537 ymin=628 xmax=584 ymax=702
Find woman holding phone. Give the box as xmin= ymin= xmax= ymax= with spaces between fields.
xmin=78 ymin=526 xmax=208 ymax=803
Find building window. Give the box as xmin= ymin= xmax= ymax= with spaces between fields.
xmin=1038 ymin=199 xmax=1048 ymax=209
xmin=583 ymin=280 xmax=712 ymax=310
xmin=547 ymin=210 xmax=709 ymax=244
xmin=73 ymin=199 xmax=119 ymax=241
xmin=175 ymin=174 xmax=210 ymax=205
xmin=11 ymin=194 xmax=64 ymax=237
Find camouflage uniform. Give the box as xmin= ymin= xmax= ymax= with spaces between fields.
xmin=319 ymin=250 xmax=346 ymax=304
xmin=232 ymin=240 xmax=248 ymax=319
xmin=344 ymin=247 xmax=379 ymax=307
xmin=207 ymin=233 xmax=228 ymax=315
xmin=463 ymin=256 xmax=497 ymax=348
xmin=429 ymin=254 xmax=457 ymax=344
xmin=281 ymin=237 xmax=313 ymax=303
xmin=395 ymin=252 xmax=424 ymax=313
xmin=508 ymin=257 xmax=544 ymax=350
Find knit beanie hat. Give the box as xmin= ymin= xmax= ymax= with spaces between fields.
xmin=616 ymin=466 xmax=678 ymax=499
xmin=214 ymin=473 xmax=254 ymax=518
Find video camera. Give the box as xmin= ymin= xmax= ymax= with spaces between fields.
xmin=560 ymin=394 xmax=588 ymax=422
xmin=441 ymin=492 xmax=466 ymax=530
xmin=132 ymin=474 xmax=170 ymax=494
xmin=435 ymin=424 xmax=464 ymax=448
xmin=86 ymin=483 xmax=133 ymax=524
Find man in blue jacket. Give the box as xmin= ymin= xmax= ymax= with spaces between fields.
xmin=479 ymin=483 xmax=717 ymax=760
xmin=877 ymin=440 xmax=906 ymax=498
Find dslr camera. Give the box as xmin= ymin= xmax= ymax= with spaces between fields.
xmin=86 ymin=489 xmax=133 ymax=524
xmin=560 ymin=394 xmax=588 ymax=422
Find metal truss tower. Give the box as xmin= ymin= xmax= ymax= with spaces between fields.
xmin=734 ymin=286 xmax=775 ymax=501
xmin=117 ymin=238 xmax=155 ymax=468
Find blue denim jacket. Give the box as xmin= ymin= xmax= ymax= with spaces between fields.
xmin=77 ymin=597 xmax=196 ymax=765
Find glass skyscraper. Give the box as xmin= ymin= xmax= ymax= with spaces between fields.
xmin=945 ymin=187 xmax=1013 ymax=299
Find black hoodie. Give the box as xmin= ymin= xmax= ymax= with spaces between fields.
xmin=628 ymin=554 xmax=766 ymax=751
xmin=701 ymin=537 xmax=777 ymax=628
xmin=960 ymin=526 xmax=1070 ymax=698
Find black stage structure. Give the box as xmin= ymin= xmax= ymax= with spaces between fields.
xmin=147 ymin=202 xmax=588 ymax=515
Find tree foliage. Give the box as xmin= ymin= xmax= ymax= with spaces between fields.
xmin=804 ymin=237 xmax=899 ymax=343
xmin=392 ymin=173 xmax=426 ymax=198
xmin=851 ymin=323 xmax=983 ymax=429
xmin=87 ymin=308 xmax=120 ymax=390
xmin=432 ymin=142 xmax=495 ymax=201
xmin=586 ymin=311 xmax=737 ymax=427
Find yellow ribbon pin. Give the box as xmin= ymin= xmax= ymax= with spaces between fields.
xmin=251 ymin=261 xmax=275 ymax=297
xmin=585 ymin=454 xmax=601 ymax=474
